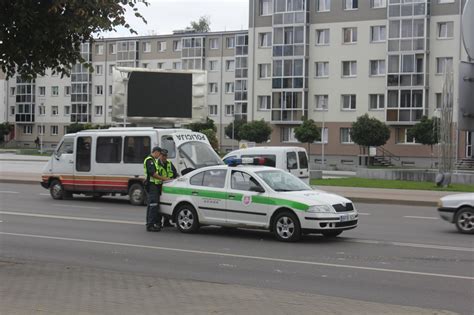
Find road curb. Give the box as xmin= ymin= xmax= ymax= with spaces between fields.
xmin=0 ymin=158 xmax=49 ymax=162
xmin=0 ymin=179 xmax=39 ymax=185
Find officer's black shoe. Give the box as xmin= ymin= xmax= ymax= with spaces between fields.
xmin=146 ymin=224 xmax=162 ymax=232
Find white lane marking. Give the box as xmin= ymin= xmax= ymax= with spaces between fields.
xmin=0 ymin=191 xmax=19 ymax=194
xmin=348 ymin=239 xmax=473 ymax=252
xmin=55 ymin=204 xmax=102 ymax=210
xmin=0 ymin=211 xmax=141 ymax=225
xmin=358 ymin=213 xmax=371 ymax=216
xmin=404 ymin=216 xmax=439 ymax=220
xmin=1 ymin=232 xmax=473 ymax=281
xmin=38 ymin=193 xmax=50 ymax=196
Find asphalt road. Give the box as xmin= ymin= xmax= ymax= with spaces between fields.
xmin=1 ymin=183 xmax=473 ymax=314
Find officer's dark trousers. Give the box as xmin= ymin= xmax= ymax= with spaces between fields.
xmin=146 ymin=184 xmax=162 ymax=227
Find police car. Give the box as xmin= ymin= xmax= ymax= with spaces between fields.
xmin=160 ymin=158 xmax=358 ymax=242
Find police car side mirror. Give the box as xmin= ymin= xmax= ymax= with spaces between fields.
xmin=249 ymin=186 xmax=265 ymax=193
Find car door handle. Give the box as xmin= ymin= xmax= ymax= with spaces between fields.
xmin=228 ymin=194 xmax=235 ymax=199
xmin=68 ymin=160 xmax=74 ymax=164
xmin=191 ymin=191 xmax=199 ymax=196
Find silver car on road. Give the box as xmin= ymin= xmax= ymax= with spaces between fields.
xmin=437 ymin=193 xmax=474 ymax=234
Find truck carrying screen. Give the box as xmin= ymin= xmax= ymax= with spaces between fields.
xmin=127 ymin=72 xmax=193 ymax=118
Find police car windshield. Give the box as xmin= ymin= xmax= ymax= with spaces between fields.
xmin=255 ymin=170 xmax=311 ymax=192
xmin=179 ymin=141 xmax=223 ymax=168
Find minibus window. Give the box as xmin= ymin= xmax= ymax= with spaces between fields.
xmin=124 ymin=136 xmax=151 ymax=163
xmin=76 ymin=137 xmax=92 ymax=172
xmin=286 ymin=152 xmax=298 ymax=170
xmin=57 ymin=138 xmax=74 ymax=155
xmin=96 ymin=137 xmax=122 ymax=163
xmin=298 ymin=151 xmax=308 ymax=169
xmin=161 ymin=136 xmax=176 ymax=158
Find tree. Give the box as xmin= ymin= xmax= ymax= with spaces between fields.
xmin=187 ymin=118 xmax=216 ymax=132
xmin=294 ymin=119 xmax=321 ymax=154
xmin=1 ymin=1 xmax=149 ymax=80
xmin=200 ymin=128 xmax=219 ymax=151
xmin=239 ymin=120 xmax=272 ymax=143
xmin=351 ymin=114 xmax=390 ymax=164
xmin=224 ymin=119 xmax=246 ymax=141
xmin=407 ymin=116 xmax=440 ymax=168
xmin=188 ymin=16 xmax=211 ymax=33
xmin=0 ymin=122 xmax=13 ymax=144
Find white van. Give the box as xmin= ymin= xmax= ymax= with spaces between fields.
xmin=41 ymin=127 xmax=223 ymax=205
xmin=222 ymin=147 xmax=310 ymax=184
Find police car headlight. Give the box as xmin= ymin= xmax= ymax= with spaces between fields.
xmin=307 ymin=205 xmax=333 ymax=213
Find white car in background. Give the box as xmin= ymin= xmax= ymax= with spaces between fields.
xmin=437 ymin=193 xmax=474 ymax=234
xmin=160 ymin=162 xmax=358 ymax=242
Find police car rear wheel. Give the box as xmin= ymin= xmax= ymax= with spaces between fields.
xmin=176 ymin=204 xmax=199 ymax=233
xmin=273 ymin=211 xmax=301 ymax=242
xmin=129 ymin=183 xmax=145 ymax=206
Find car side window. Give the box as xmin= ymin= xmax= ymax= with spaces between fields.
xmin=287 ymin=152 xmax=298 ymax=170
xmin=203 ymin=170 xmax=227 ymax=188
xmin=190 ymin=172 xmax=205 ymax=186
xmin=231 ymin=171 xmax=263 ymax=192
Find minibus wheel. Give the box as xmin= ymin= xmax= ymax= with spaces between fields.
xmin=50 ymin=179 xmax=65 ymax=200
xmin=129 ymin=183 xmax=145 ymax=206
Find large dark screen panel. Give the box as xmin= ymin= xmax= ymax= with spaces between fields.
xmin=127 ymin=72 xmax=193 ymax=118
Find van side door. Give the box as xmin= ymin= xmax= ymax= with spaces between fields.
xmin=297 ymin=151 xmax=310 ymax=184
xmin=74 ymin=136 xmax=93 ymax=191
xmin=52 ymin=137 xmax=75 ymax=190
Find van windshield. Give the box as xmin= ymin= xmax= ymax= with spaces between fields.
xmin=179 ymin=141 xmax=223 ymax=168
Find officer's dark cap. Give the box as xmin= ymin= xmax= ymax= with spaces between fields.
xmin=152 ymin=146 xmax=162 ymax=153
xmin=160 ymin=149 xmax=168 ymax=156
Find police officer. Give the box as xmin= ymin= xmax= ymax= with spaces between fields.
xmin=157 ymin=148 xmax=178 ymax=227
xmin=143 ymin=146 xmax=170 ymax=232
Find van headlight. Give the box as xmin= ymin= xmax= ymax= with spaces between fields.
xmin=307 ymin=205 xmax=334 ymax=213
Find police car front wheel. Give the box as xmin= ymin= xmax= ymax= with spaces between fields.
xmin=273 ymin=211 xmax=301 ymax=242
xmin=175 ymin=204 xmax=200 ymax=233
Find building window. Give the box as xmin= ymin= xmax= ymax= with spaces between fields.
xmin=370 ymin=60 xmax=386 ymax=76
xmin=342 ymin=61 xmax=357 ymax=77
xmin=316 ymin=29 xmax=330 ymax=45
xmin=142 ymin=41 xmax=151 ymax=53
xmin=95 ymin=85 xmax=103 ymax=95
xmin=37 ymin=125 xmax=45 ymax=135
xmin=95 ymin=44 xmax=104 ymax=55
xmin=141 ymin=63 xmax=148 ymax=68
xmin=436 ymin=57 xmax=453 ymax=74
xmin=315 ymin=62 xmax=329 ymax=78
xmin=438 ymin=22 xmax=454 ymax=39
xmin=108 ymin=85 xmax=113 ymax=95
xmin=39 ymin=105 xmax=46 ymax=116
xmin=51 ymin=125 xmax=59 ymax=136
xmin=39 ymin=86 xmax=46 ymax=96
xmin=259 ymin=32 xmax=272 ymax=47
xmin=343 ymin=27 xmax=357 ymax=44
xmin=344 ymin=0 xmax=358 ymax=10
xmin=64 ymin=86 xmax=71 ymax=96
xmin=209 ymin=83 xmax=218 ymax=94
xmin=226 ymin=37 xmax=235 ymax=49
xmin=396 ymin=128 xmax=417 ymax=144
xmin=258 ymin=96 xmax=271 ymax=110
xmin=281 ymin=127 xmax=297 ymax=143
xmin=158 ymin=41 xmax=167 ymax=52
xmin=52 ymin=106 xmax=59 ymax=116
xmin=225 ymin=82 xmax=234 ymax=93
xmin=157 ymin=62 xmax=165 ymax=69
xmin=340 ymin=128 xmax=353 ymax=144
xmin=22 ymin=125 xmax=33 ymax=135
xmin=95 ymin=106 xmax=103 ymax=116
xmin=315 ymin=95 xmax=329 ymax=110
xmin=259 ymin=0 xmax=272 ymax=16
xmin=225 ymin=60 xmax=235 ymax=71
xmin=435 ymin=93 xmax=442 ymax=108
xmin=95 ymin=65 xmax=103 ymax=75
xmin=341 ymin=94 xmax=357 ymax=110
xmin=208 ymin=105 xmax=218 ymax=116
xmin=64 ymin=105 xmax=70 ymax=115
xmin=371 ymin=26 xmax=386 ymax=42
xmin=9 ymin=87 xmax=15 ymax=96
xmin=208 ymin=60 xmax=218 ymax=71
xmin=109 ymin=64 xmax=115 ymax=75
xmin=109 ymin=43 xmax=116 ymax=54
xmin=210 ymin=38 xmax=219 ymax=49
xmin=371 ymin=0 xmax=386 ymax=8
xmin=258 ymin=63 xmax=271 ymax=79
xmin=369 ymin=94 xmax=385 ymax=110
xmin=173 ymin=62 xmax=182 ymax=70
xmin=9 ymin=106 xmax=15 ymax=116
xmin=173 ymin=40 xmax=182 ymax=51
xmin=51 ymin=86 xmax=59 ymax=96
xmin=315 ymin=128 xmax=329 ymax=144
xmin=225 ymin=104 xmax=234 ymax=116
xmin=316 ymin=0 xmax=331 ymax=12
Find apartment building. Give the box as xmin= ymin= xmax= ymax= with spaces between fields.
xmin=0 ymin=71 xmax=6 ymax=123
xmin=3 ymin=0 xmax=472 ymax=167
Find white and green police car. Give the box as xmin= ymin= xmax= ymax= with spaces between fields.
xmin=160 ymin=162 xmax=358 ymax=242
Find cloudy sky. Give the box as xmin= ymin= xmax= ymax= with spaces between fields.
xmin=102 ymin=0 xmax=249 ymax=38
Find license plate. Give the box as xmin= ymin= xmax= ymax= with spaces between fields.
xmin=340 ymin=214 xmax=350 ymax=222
